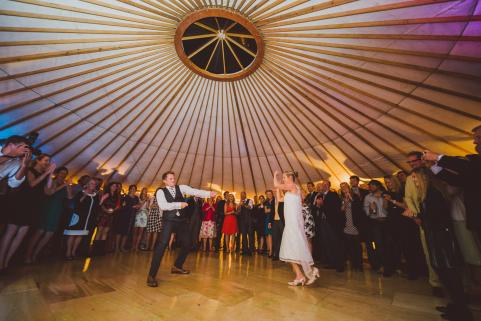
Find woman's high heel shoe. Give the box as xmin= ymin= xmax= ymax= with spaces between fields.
xmin=306 ymin=267 xmax=320 ymax=285
xmin=288 ymin=278 xmax=306 ymax=286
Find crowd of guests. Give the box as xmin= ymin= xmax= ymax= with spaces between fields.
xmin=0 ymin=125 xmax=479 ymax=321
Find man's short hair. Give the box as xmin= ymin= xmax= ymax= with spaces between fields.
xmin=266 ymin=189 xmax=273 ymax=194
xmin=407 ymin=151 xmax=423 ymax=159
xmin=368 ymin=180 xmax=384 ymax=189
xmin=472 ymin=125 xmax=481 ymax=132
xmin=162 ymin=171 xmax=175 ymax=180
xmin=349 ymin=175 xmax=360 ymax=181
xmin=307 ymin=181 xmax=314 ymax=186
xmin=4 ymin=135 xmax=30 ymax=147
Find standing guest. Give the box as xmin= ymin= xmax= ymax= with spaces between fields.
xmin=302 ymin=202 xmax=315 ymax=254
xmin=404 ymin=151 xmax=443 ymax=296
xmin=310 ymin=192 xmax=323 ymax=262
xmin=363 ymin=180 xmax=391 ymax=275
xmin=264 ymin=191 xmax=274 ymax=257
xmin=423 ymin=125 xmax=481 ymax=242
xmin=396 ymin=170 xmax=408 ymax=189
xmin=187 ymin=196 xmax=203 ymax=251
xmin=94 ymin=182 xmax=121 ymax=255
xmin=339 ymin=182 xmax=363 ymax=271
xmin=132 ymin=188 xmax=149 ymax=251
xmin=0 ymin=154 xmax=54 ymax=272
xmin=274 ymin=171 xmax=319 ymax=286
xmin=255 ymin=195 xmax=266 ymax=254
xmin=304 ymin=182 xmax=317 ymax=206
xmin=239 ymin=191 xmax=255 ymax=256
xmin=222 ymin=194 xmax=238 ymax=253
xmin=317 ymin=180 xmax=344 ymax=271
xmin=63 ymin=178 xmax=99 ymax=260
xmin=0 ymin=135 xmax=31 ymax=193
xmin=384 ymin=175 xmax=424 ymax=279
xmin=146 ymin=171 xmax=215 ymax=287
xmin=145 ymin=196 xmax=162 ymax=251
xmin=24 ymin=167 xmax=73 ymax=264
xmin=404 ymin=168 xmax=472 ymax=321
xmin=214 ymin=191 xmax=229 ymax=252
xmin=200 ymin=197 xmax=216 ymax=252
xmin=271 ymin=188 xmax=285 ymax=261
xmin=114 ymin=185 xmax=140 ymax=252
xmin=349 ymin=176 xmax=369 ymax=201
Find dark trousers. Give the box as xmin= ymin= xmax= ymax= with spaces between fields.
xmin=319 ymin=219 xmax=342 ymax=269
xmin=365 ymin=219 xmax=392 ymax=272
xmin=148 ymin=219 xmax=190 ymax=277
xmin=240 ymin=218 xmax=255 ymax=254
xmin=214 ymin=216 xmax=225 ymax=250
xmin=342 ymin=233 xmax=362 ymax=270
xmin=189 ymin=217 xmax=202 ymax=250
xmin=271 ymin=220 xmax=284 ymax=258
xmin=436 ymin=267 xmax=472 ymax=321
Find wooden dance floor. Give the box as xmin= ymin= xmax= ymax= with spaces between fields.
xmin=0 ymin=251 xmax=470 ymax=321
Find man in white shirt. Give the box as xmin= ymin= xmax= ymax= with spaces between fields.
xmin=147 ymin=171 xmax=216 ymax=287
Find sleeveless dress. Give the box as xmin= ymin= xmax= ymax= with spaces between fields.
xmin=280 ymin=186 xmax=315 ymax=277
xmin=146 ymin=197 xmax=162 ymax=233
xmin=222 ymin=205 xmax=238 ymax=235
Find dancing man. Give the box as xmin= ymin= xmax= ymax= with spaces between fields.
xmin=147 ymin=171 xmax=216 ymax=287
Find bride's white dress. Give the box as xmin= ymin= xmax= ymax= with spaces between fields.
xmin=279 ymin=186 xmax=314 ymax=277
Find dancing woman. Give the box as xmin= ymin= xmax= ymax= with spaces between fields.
xmin=274 ymin=170 xmax=319 ymax=286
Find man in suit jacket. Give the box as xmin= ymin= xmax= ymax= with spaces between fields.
xmin=317 ymin=180 xmax=344 ymax=271
xmin=304 ymin=182 xmax=317 ymax=206
xmin=424 ymin=124 xmax=481 ymax=241
xmin=214 ymin=191 xmax=229 ymax=252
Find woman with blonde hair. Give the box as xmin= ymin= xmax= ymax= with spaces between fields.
xmin=274 ymin=170 xmax=319 ymax=286
xmin=221 ymin=193 xmax=238 ymax=252
xmin=405 ymin=168 xmax=471 ymax=321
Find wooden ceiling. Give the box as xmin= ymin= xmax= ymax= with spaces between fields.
xmin=0 ymin=0 xmax=480 ymax=195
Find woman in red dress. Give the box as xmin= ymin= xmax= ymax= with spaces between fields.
xmin=222 ymin=194 xmax=238 ymax=252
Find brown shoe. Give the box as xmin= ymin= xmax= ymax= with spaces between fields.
xmin=146 ymin=276 xmax=158 ymax=287
xmin=171 ymin=266 xmax=190 ymax=274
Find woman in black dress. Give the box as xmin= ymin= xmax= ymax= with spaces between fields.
xmin=113 ymin=185 xmax=139 ymax=252
xmin=94 ymin=182 xmax=121 ymax=255
xmin=64 ymin=178 xmax=99 ymax=259
xmin=0 ymin=154 xmax=54 ymax=271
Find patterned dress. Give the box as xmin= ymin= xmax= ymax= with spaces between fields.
xmin=146 ymin=197 xmax=162 ymax=233
xmin=302 ymin=205 xmax=315 ymax=239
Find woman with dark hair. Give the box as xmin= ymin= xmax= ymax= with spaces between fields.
xmin=114 ymin=185 xmax=139 ymax=252
xmin=0 ymin=154 xmax=55 ymax=272
xmin=24 ymin=166 xmax=73 ymax=263
xmin=405 ymin=167 xmax=472 ymax=321
xmin=64 ymin=178 xmax=99 ymax=260
xmin=132 ymin=188 xmax=149 ymax=251
xmin=200 ymin=197 xmax=216 ymax=252
xmin=93 ymin=182 xmax=121 ymax=255
xmin=255 ymin=195 xmax=266 ymax=254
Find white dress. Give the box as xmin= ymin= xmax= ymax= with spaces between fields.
xmin=280 ymin=186 xmax=315 ymax=277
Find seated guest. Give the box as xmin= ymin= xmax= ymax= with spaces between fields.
xmin=200 ymin=197 xmax=216 ymax=251
xmin=405 ymin=168 xmax=471 ymax=321
xmin=339 ymin=182 xmax=363 ymax=271
xmin=363 ymin=180 xmax=391 ymax=275
xmin=64 ymin=178 xmax=99 ymax=260
xmin=0 ymin=154 xmax=54 ymax=272
xmin=24 ymin=166 xmax=73 ymax=263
